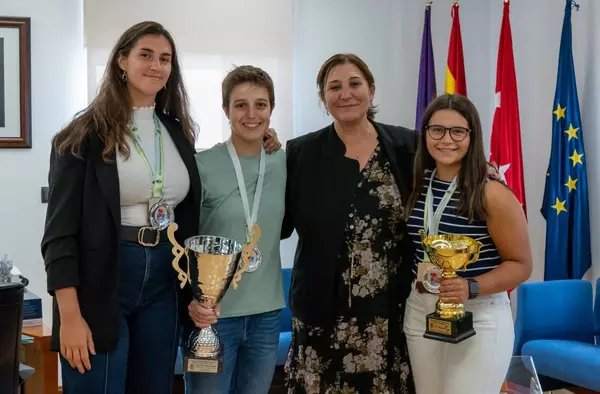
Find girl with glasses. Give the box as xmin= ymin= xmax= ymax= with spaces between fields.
xmin=403 ymin=94 xmax=532 ymax=394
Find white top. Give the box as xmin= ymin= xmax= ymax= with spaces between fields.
xmin=116 ymin=106 xmax=190 ymax=226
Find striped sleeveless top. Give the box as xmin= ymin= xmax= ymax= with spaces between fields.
xmin=407 ymin=170 xmax=501 ymax=278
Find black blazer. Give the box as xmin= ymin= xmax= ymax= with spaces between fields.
xmin=282 ymin=121 xmax=417 ymax=327
xmin=40 ymin=112 xmax=202 ymax=353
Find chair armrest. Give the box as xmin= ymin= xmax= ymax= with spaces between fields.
xmin=513 ymin=280 xmax=595 ymax=355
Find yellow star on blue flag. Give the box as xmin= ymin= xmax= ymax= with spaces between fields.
xmin=541 ymin=0 xmax=591 ymax=280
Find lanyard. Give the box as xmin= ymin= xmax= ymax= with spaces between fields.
xmin=130 ymin=113 xmax=164 ymax=199
xmin=423 ymin=168 xmax=458 ymax=237
xmin=226 ymin=139 xmax=266 ymax=242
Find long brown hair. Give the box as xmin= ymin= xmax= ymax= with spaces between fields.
xmin=405 ymin=94 xmax=489 ymax=222
xmin=53 ymin=21 xmax=197 ymax=161
xmin=316 ymin=53 xmax=378 ymax=120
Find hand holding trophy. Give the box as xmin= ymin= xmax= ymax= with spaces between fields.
xmin=419 ymin=229 xmax=482 ymax=343
xmin=167 ymin=223 xmax=261 ymax=373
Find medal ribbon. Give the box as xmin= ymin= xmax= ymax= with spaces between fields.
xmin=422 ymin=168 xmax=458 ymax=262
xmin=226 ymin=139 xmax=265 ymax=243
xmin=130 ymin=112 xmax=164 ymax=200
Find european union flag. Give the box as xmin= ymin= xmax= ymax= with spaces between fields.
xmin=541 ymin=0 xmax=591 ymax=280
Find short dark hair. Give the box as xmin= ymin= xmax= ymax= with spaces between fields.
xmin=316 ymin=53 xmax=378 ymax=120
xmin=222 ymin=65 xmax=275 ymax=110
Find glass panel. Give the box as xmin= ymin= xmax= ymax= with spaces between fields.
xmin=503 ymin=355 xmax=543 ymax=394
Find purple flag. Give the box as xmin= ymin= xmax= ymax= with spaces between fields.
xmin=415 ymin=3 xmax=436 ymax=131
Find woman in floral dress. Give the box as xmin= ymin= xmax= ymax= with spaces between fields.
xmin=282 ymin=54 xmax=416 ymax=394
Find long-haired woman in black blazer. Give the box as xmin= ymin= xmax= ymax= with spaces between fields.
xmin=40 ymin=22 xmax=200 ymax=394
xmin=282 ymin=53 xmax=416 ymax=393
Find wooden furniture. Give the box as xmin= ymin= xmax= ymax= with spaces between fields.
xmin=20 ymin=325 xmax=60 ymax=394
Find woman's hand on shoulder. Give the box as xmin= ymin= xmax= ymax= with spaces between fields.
xmin=485 ymin=162 xmax=506 ymax=185
xmin=484 ymin=181 xmax=533 ymax=280
xmin=263 ymin=128 xmax=282 ymax=154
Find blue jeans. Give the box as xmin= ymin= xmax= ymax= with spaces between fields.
xmin=60 ymin=241 xmax=180 ymax=394
xmin=184 ymin=309 xmax=281 ymax=394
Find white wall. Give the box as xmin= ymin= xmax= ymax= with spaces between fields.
xmin=84 ymin=0 xmax=294 ymax=150
xmin=0 ymin=0 xmax=86 ymax=326
xmin=291 ymin=0 xmax=494 ymax=147
xmin=581 ymin=0 xmax=600 ymax=285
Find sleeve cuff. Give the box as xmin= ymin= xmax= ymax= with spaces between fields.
xmin=46 ymin=257 xmax=80 ymax=296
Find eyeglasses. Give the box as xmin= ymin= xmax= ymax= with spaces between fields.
xmin=425 ymin=125 xmax=470 ymax=142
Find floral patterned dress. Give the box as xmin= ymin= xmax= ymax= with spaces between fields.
xmin=285 ymin=146 xmax=415 ymax=394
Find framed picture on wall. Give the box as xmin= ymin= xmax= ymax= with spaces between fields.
xmin=0 ymin=17 xmax=31 ymax=148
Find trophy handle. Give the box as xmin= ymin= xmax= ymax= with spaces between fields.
xmin=232 ymin=224 xmax=262 ymax=289
xmin=466 ymin=241 xmax=484 ymax=265
xmin=167 ymin=223 xmax=191 ymax=289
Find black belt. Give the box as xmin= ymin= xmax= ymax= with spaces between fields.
xmin=120 ymin=225 xmax=170 ymax=247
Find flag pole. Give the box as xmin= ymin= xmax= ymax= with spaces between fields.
xmin=415 ymin=0 xmax=437 ymax=130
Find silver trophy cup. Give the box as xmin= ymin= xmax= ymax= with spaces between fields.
xmin=167 ymin=223 xmax=250 ymax=373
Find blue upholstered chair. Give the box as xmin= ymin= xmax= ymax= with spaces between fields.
xmin=276 ymin=268 xmax=293 ymax=366
xmin=513 ymin=277 xmax=600 ymax=391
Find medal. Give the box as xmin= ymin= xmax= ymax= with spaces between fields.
xmin=240 ymin=224 xmax=262 ymax=273
xmin=422 ymin=265 xmax=442 ymax=293
xmin=247 ymin=245 xmax=262 ymax=273
xmin=130 ymin=112 xmax=173 ymax=230
xmin=226 ymin=138 xmax=266 ymax=272
xmin=149 ymin=199 xmax=174 ymax=230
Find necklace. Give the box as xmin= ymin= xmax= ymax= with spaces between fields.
xmin=349 ymin=138 xmax=376 ymax=160
xmin=338 ymin=125 xmax=376 ymax=160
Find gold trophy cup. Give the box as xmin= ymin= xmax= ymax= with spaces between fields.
xmin=419 ymin=229 xmax=482 ymax=343
xmin=167 ymin=223 xmax=260 ymax=373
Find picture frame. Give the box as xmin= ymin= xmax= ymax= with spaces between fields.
xmin=0 ymin=17 xmax=31 ymax=148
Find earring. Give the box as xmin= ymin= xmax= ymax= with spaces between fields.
xmin=326 ymin=110 xmax=330 ymax=116
xmin=122 ymin=71 xmax=127 ymax=82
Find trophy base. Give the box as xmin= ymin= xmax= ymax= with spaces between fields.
xmin=183 ymin=348 xmax=223 ymax=374
xmin=423 ymin=311 xmax=476 ymax=344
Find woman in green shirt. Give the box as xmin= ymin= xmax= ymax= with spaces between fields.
xmin=184 ymin=65 xmax=287 ymax=394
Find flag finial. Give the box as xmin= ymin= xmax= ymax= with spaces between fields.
xmin=571 ymin=0 xmax=580 ymax=11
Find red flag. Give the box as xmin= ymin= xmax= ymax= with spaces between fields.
xmin=445 ymin=2 xmax=467 ymax=96
xmin=490 ymin=0 xmax=527 ymax=216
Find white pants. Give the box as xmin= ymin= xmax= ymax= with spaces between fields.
xmin=403 ymin=283 xmax=514 ymax=394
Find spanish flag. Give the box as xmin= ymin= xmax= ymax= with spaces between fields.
xmin=445 ymin=2 xmax=467 ymax=95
